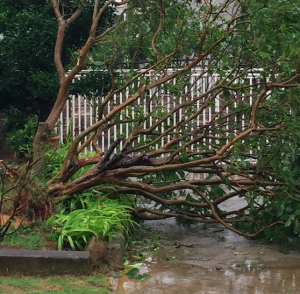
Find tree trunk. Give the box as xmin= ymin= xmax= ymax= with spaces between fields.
xmin=37 ymin=99 xmax=55 ymax=126
xmin=32 ymin=122 xmax=51 ymax=174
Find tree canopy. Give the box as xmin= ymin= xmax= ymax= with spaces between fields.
xmin=0 ymin=0 xmax=113 ymax=125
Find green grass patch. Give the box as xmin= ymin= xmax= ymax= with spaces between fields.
xmin=1 ymin=221 xmax=55 ymax=250
xmin=0 ymin=274 xmax=111 ymax=294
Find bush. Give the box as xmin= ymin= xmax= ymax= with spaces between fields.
xmin=5 ymin=115 xmax=37 ymax=157
xmin=47 ymin=192 xmax=137 ymax=250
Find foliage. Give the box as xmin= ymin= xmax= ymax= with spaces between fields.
xmin=4 ymin=115 xmax=37 ymax=156
xmin=69 ymin=70 xmax=112 ymax=98
xmin=43 ymin=141 xmax=97 ymax=181
xmin=0 ymin=0 xmax=113 ymax=127
xmin=43 ymin=142 xmax=72 ymax=180
xmin=92 ymin=0 xmax=200 ymax=67
xmin=125 ymin=224 xmax=162 ymax=263
xmin=47 ymin=192 xmax=137 ymax=250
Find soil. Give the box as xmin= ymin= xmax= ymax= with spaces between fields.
xmin=1 ymin=285 xmax=23 ymax=293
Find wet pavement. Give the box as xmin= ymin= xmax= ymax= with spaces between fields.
xmin=110 ymin=197 xmax=300 ymax=294
xmin=113 ymin=264 xmax=300 ymax=294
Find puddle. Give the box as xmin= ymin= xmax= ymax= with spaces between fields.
xmin=233 ymin=259 xmax=263 ymax=269
xmin=112 ymin=204 xmax=300 ymax=294
xmin=112 ymin=262 xmax=300 ymax=294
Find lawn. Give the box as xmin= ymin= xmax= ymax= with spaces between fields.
xmin=0 ymin=274 xmax=111 ymax=294
xmin=0 ymin=221 xmax=57 ymax=250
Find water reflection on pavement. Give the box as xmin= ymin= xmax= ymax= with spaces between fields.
xmin=111 ymin=213 xmax=300 ymax=294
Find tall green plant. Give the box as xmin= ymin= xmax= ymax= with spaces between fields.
xmin=47 ymin=194 xmax=137 ymax=250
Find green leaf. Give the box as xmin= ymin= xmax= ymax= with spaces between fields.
xmin=46 ymin=215 xmax=56 ymax=227
xmin=225 ymin=177 xmax=231 ymax=189
xmin=126 ymin=268 xmax=139 ymax=279
xmin=285 ymin=218 xmax=292 ymax=227
xmin=58 ymin=236 xmax=63 ymax=251
xmin=263 ymin=226 xmax=273 ymax=239
xmin=258 ymin=51 xmax=269 ymax=58
xmin=128 ymin=262 xmax=143 ymax=267
xmin=240 ymin=160 xmax=247 ymax=168
xmin=67 ymin=235 xmax=76 ymax=250
xmin=281 ymin=214 xmax=289 ymax=221
xmin=125 ymin=268 xmax=149 ymax=281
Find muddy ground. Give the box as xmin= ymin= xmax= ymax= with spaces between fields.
xmin=111 ymin=197 xmax=300 ymax=294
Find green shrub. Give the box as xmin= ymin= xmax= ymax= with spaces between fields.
xmin=47 ymin=193 xmax=137 ymax=250
xmin=43 ymin=142 xmax=70 ymax=179
xmin=5 ymin=115 xmax=37 ymax=156
xmin=43 ymin=140 xmax=94 ymax=181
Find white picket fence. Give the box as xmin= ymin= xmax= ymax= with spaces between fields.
xmin=58 ymin=68 xmax=259 ymax=153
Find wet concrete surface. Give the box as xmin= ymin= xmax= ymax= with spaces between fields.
xmin=111 ymin=197 xmax=300 ymax=294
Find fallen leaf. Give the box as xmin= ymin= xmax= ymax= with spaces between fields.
xmin=126 ymin=268 xmax=150 ymax=281
xmin=162 ymin=256 xmax=170 ymax=261
xmin=234 ymin=251 xmax=250 ymax=255
xmin=128 ymin=262 xmax=143 ymax=267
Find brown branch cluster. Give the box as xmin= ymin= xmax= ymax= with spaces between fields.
xmin=39 ymin=0 xmax=300 ymax=239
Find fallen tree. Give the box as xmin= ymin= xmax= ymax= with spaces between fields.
xmin=5 ymin=0 xmax=300 ymax=241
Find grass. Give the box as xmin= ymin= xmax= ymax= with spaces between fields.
xmin=0 ymin=274 xmax=111 ymax=294
xmin=1 ymin=221 xmax=56 ymax=250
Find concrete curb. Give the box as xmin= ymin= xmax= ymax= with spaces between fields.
xmin=0 ymin=249 xmax=91 ymax=275
xmin=0 ymin=232 xmax=126 ymax=275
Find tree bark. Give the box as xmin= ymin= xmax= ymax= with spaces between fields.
xmin=32 ymin=122 xmax=51 ymax=173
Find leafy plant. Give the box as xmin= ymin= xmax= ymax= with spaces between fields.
xmin=5 ymin=115 xmax=37 ymax=156
xmin=43 ymin=136 xmax=96 ymax=181
xmin=43 ymin=142 xmax=71 ymax=180
xmin=47 ymin=194 xmax=137 ymax=250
